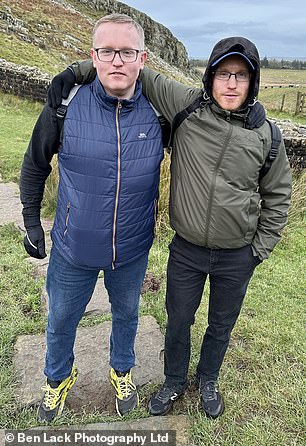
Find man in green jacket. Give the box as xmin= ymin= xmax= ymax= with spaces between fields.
xmin=48 ymin=36 xmax=291 ymax=419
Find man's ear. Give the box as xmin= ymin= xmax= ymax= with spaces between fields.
xmin=90 ymin=48 xmax=97 ymax=68
xmin=140 ymin=50 xmax=147 ymax=68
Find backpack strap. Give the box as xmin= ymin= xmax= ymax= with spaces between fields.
xmin=168 ymin=94 xmax=205 ymax=152
xmin=56 ymin=85 xmax=82 ymax=134
xmin=149 ymin=103 xmax=172 ymax=149
xmin=259 ymin=120 xmax=282 ymax=181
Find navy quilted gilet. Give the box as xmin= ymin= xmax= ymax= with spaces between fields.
xmin=51 ymin=76 xmax=164 ymax=269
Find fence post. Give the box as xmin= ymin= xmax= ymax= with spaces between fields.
xmin=295 ymin=91 xmax=303 ymax=115
xmin=301 ymin=93 xmax=305 ymax=114
xmin=280 ymin=94 xmax=286 ymax=112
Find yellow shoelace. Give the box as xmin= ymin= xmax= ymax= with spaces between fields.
xmin=41 ymin=384 xmax=61 ymax=409
xmin=116 ymin=373 xmax=136 ymax=399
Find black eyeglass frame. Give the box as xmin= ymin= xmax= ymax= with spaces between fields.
xmin=213 ymin=70 xmax=251 ymax=82
xmin=94 ymin=48 xmax=141 ymax=63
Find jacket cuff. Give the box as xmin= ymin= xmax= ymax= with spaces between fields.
xmin=22 ymin=211 xmax=41 ymax=229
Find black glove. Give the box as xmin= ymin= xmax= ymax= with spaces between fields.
xmin=24 ymin=225 xmax=47 ymax=259
xmin=47 ymin=68 xmax=76 ymax=109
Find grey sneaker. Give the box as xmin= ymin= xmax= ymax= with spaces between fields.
xmin=148 ymin=382 xmax=187 ymax=416
xmin=199 ymin=380 xmax=224 ymax=419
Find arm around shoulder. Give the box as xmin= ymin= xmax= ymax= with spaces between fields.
xmin=70 ymin=59 xmax=96 ymax=84
xmin=140 ymin=67 xmax=201 ymax=122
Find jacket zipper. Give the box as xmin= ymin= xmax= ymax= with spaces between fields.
xmin=203 ymin=125 xmax=233 ymax=245
xmin=64 ymin=201 xmax=70 ymax=236
xmin=112 ymin=101 xmax=122 ymax=269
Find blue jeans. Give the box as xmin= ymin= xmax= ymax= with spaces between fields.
xmin=45 ymin=246 xmax=148 ymax=381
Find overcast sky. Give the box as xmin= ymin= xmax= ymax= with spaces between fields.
xmin=124 ymin=0 xmax=306 ymax=59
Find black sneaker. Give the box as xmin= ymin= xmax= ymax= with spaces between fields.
xmin=148 ymin=382 xmax=187 ymax=416
xmin=199 ymin=380 xmax=224 ymax=419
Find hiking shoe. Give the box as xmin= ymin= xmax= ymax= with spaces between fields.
xmin=110 ymin=368 xmax=139 ymax=416
xmin=199 ymin=379 xmax=224 ymax=419
xmin=148 ymin=382 xmax=187 ymax=416
xmin=37 ymin=365 xmax=78 ymax=422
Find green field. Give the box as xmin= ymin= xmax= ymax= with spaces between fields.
xmin=259 ymin=69 xmax=306 ymax=117
xmin=260 ymin=68 xmax=306 ymax=86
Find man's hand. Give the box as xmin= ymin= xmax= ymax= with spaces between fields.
xmin=47 ymin=68 xmax=76 ymax=109
xmin=24 ymin=225 xmax=47 ymax=259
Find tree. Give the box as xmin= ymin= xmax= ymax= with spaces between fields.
xmin=261 ymin=56 xmax=269 ymax=68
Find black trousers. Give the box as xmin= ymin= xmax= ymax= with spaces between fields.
xmin=164 ymin=234 xmax=260 ymax=386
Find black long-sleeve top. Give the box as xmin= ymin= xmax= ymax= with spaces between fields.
xmin=20 ymin=105 xmax=61 ymax=228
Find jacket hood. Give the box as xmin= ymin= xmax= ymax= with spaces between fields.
xmin=203 ymin=36 xmax=260 ymax=110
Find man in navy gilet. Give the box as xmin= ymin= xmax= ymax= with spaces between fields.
xmin=20 ymin=13 xmax=164 ymax=421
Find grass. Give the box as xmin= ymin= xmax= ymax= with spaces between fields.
xmin=258 ymin=69 xmax=306 ymax=117
xmin=0 ymin=224 xmax=45 ymax=428
xmin=0 ymin=93 xmax=59 ymax=217
xmin=267 ymin=110 xmax=306 ymax=126
xmin=0 ymin=93 xmax=43 ymax=183
xmin=0 ymin=177 xmax=305 ymax=443
xmin=0 ymin=0 xmax=96 ymax=75
xmin=259 ymin=86 xmax=306 ymax=116
xmin=0 ymin=0 xmax=192 ymax=82
xmin=260 ymin=68 xmax=306 ymax=86
xmin=141 ymin=174 xmax=306 ymax=446
xmin=0 ymin=87 xmax=305 ymax=443
xmin=1 ymin=1 xmax=305 ymax=441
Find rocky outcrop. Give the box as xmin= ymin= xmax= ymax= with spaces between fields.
xmin=0 ymin=0 xmax=190 ymax=73
xmin=76 ymin=0 xmax=190 ymax=70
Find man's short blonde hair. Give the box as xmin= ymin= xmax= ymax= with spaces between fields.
xmin=92 ymin=13 xmax=145 ymax=50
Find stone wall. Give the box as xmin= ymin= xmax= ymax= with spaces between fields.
xmin=0 ymin=58 xmax=304 ymax=170
xmin=272 ymin=119 xmax=306 ymax=171
xmin=0 ymin=59 xmax=51 ymax=102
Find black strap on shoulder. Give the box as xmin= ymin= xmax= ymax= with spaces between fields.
xmin=168 ymin=94 xmax=204 ymax=151
xmin=56 ymin=105 xmax=68 ymax=135
xmin=258 ymin=120 xmax=282 ymax=181
xmin=158 ymin=115 xmax=172 ymax=149
xmin=56 ymin=85 xmax=82 ymax=135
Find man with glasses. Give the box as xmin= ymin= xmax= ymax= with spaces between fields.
xmin=47 ymin=36 xmax=291 ymax=419
xmin=20 ymin=13 xmax=164 ymax=421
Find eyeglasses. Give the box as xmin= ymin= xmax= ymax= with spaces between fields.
xmin=94 ymin=48 xmax=141 ymax=63
xmin=214 ymin=70 xmax=251 ymax=82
